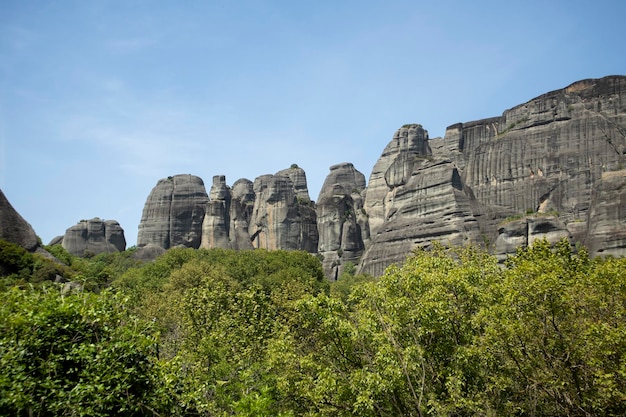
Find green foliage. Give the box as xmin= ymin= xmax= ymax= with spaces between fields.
xmin=2 ymin=241 xmax=624 ymax=415
xmin=0 ymin=240 xmax=70 ymax=289
xmin=0 ymin=286 xmax=169 ymax=416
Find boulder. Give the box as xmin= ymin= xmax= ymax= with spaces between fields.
xmin=493 ymin=215 xmax=572 ymax=262
xmin=62 ymin=218 xmax=126 ymax=257
xmin=0 ymin=189 xmax=39 ymax=251
xmin=137 ymin=174 xmax=208 ymax=249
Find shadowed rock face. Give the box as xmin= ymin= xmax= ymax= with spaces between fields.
xmin=0 ymin=189 xmax=39 ymax=251
xmin=493 ymin=215 xmax=572 ymax=262
xmin=62 ymin=218 xmax=126 ymax=257
xmin=586 ymin=169 xmax=626 ymax=257
xmin=316 ymin=163 xmax=367 ymax=280
xmin=137 ymin=174 xmax=208 ymax=249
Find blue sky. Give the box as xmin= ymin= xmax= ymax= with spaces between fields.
xmin=2 ymin=0 xmax=625 ymax=247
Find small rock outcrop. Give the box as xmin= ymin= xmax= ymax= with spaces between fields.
xmin=61 ymin=218 xmax=126 ymax=257
xmin=0 ymin=189 xmax=39 ymax=251
xmin=493 ymin=215 xmax=572 ymax=262
xmin=316 ymin=163 xmax=368 ymax=280
xmin=138 ymin=174 xmax=209 ymax=249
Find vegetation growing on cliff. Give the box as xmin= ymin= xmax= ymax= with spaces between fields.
xmin=1 ymin=240 xmax=624 ymax=416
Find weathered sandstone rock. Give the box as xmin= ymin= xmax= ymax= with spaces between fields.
xmin=276 ymin=165 xmax=313 ymax=203
xmin=201 ymin=175 xmax=232 ymax=249
xmin=441 ymin=76 xmax=626 ymax=225
xmin=586 ymin=169 xmax=626 ymax=257
xmin=62 ymin=217 xmax=126 ymax=257
xmin=358 ymin=158 xmax=482 ymax=277
xmin=137 ymin=174 xmax=208 ymax=249
xmin=493 ymin=215 xmax=572 ymax=262
xmin=316 ymin=163 xmax=367 ymax=280
xmin=364 ymin=124 xmax=432 ymax=238
xmin=249 ymin=171 xmax=318 ymax=252
xmin=0 ymin=189 xmax=39 ymax=251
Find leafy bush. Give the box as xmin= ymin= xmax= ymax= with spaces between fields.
xmin=0 ymin=287 xmax=170 ymax=416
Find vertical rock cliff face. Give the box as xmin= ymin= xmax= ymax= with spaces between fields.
xmin=137 ymin=174 xmax=208 ymax=249
xmin=316 ymin=163 xmax=368 ymax=280
xmin=201 ymin=175 xmax=232 ymax=249
xmin=249 ymin=171 xmax=318 ymax=252
xmin=358 ymin=76 xmax=626 ymax=273
xmin=364 ymin=124 xmax=432 ymax=238
xmin=359 ymin=156 xmax=482 ymax=277
xmin=62 ymin=218 xmax=126 ymax=257
xmin=585 ymin=169 xmax=626 ymax=257
xmin=200 ymin=176 xmax=256 ymax=250
xmin=134 ymin=76 xmax=626 ymax=275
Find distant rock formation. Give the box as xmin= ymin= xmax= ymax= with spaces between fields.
xmin=357 ymin=75 xmax=626 ymax=271
xmin=132 ymin=76 xmax=626 ymax=275
xmin=137 ymin=174 xmax=208 ymax=249
xmin=0 ymin=189 xmax=39 ymax=251
xmin=316 ymin=163 xmax=368 ymax=280
xmin=61 ymin=218 xmax=126 ymax=257
xmin=249 ymin=169 xmax=318 ymax=252
xmin=141 ymin=168 xmax=318 ymax=255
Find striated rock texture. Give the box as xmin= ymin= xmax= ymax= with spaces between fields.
xmin=364 ymin=124 xmax=432 ymax=238
xmin=585 ymin=169 xmax=626 ymax=257
xmin=133 ymin=76 xmax=626 ymax=277
xmin=276 ymin=165 xmax=312 ymax=204
xmin=316 ymin=163 xmax=368 ymax=280
xmin=137 ymin=174 xmax=208 ymax=249
xmin=358 ymin=76 xmax=626 ymax=275
xmin=438 ymin=76 xmax=626 ymax=225
xmin=493 ymin=215 xmax=572 ymax=262
xmin=0 ymin=189 xmax=39 ymax=251
xmin=249 ymin=171 xmax=318 ymax=252
xmin=359 ymin=156 xmax=482 ymax=277
xmin=62 ymin=218 xmax=126 ymax=257
xmin=201 ymin=175 xmax=232 ymax=249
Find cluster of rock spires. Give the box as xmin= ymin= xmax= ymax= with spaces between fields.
xmin=3 ymin=76 xmax=625 ymax=279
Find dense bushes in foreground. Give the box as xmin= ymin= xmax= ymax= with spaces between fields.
xmin=1 ymin=241 xmax=625 ymax=416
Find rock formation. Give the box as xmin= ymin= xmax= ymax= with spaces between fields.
xmin=61 ymin=218 xmax=126 ymax=257
xmin=137 ymin=174 xmax=208 ymax=249
xmin=316 ymin=163 xmax=368 ymax=280
xmin=249 ymin=171 xmax=318 ymax=252
xmin=585 ymin=169 xmax=626 ymax=257
xmin=358 ymin=76 xmax=626 ymax=274
xmin=141 ymin=168 xmax=318 ymax=254
xmin=493 ymin=215 xmax=572 ymax=262
xmin=132 ymin=75 xmax=626 ymax=276
xmin=0 ymin=189 xmax=39 ymax=251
